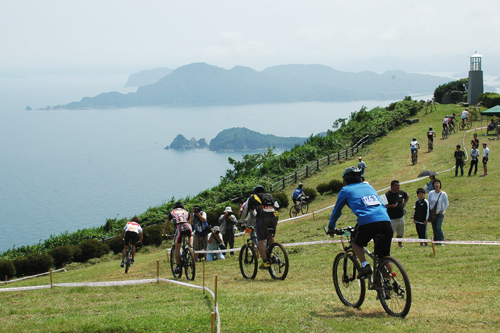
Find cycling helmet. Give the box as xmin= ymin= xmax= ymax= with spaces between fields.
xmin=253 ymin=185 xmax=265 ymax=194
xmin=174 ymin=201 xmax=184 ymax=209
xmin=298 ymin=183 xmax=303 ymax=187
xmin=342 ymin=166 xmax=362 ymax=183
xmin=413 ymin=137 xmax=417 ymax=141
xmin=429 ymin=127 xmax=433 ymax=130
xmin=131 ymin=216 xmax=139 ymax=222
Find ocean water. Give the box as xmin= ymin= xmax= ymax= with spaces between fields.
xmin=0 ymin=74 xmax=414 ymax=253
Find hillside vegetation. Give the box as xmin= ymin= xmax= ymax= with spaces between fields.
xmin=1 ymin=103 xmax=499 ymax=332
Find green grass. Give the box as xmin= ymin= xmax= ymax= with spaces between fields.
xmin=2 ymin=104 xmax=500 ymax=332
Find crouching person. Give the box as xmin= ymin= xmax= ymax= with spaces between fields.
xmin=206 ymin=226 xmax=225 ymax=262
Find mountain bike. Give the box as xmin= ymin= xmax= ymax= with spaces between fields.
xmin=165 ymin=234 xmax=196 ymax=280
xmin=427 ymin=138 xmax=433 ymax=152
xmin=411 ymin=149 xmax=418 ymax=165
xmin=459 ymin=119 xmax=472 ymax=130
xmin=239 ymin=226 xmax=289 ymax=280
xmin=442 ymin=127 xmax=448 ymax=139
xmin=124 ymin=240 xmax=139 ymax=274
xmin=324 ymin=226 xmax=411 ymax=317
xmin=450 ymin=122 xmax=458 ymax=133
xmin=289 ymin=195 xmax=309 ymax=218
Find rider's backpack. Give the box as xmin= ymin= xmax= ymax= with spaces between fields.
xmin=251 ymin=193 xmax=279 ymax=225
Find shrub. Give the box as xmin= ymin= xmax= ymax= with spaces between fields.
xmin=75 ymin=239 xmax=109 ymax=262
xmin=272 ymin=191 xmax=289 ymax=208
xmin=142 ymin=225 xmax=164 ymax=246
xmin=48 ymin=245 xmax=74 ymax=268
xmin=13 ymin=257 xmax=30 ymax=277
xmin=13 ymin=253 xmax=54 ymax=277
xmin=328 ymin=179 xmax=344 ymax=194
xmin=316 ymin=182 xmax=330 ymax=196
xmin=71 ymin=245 xmax=83 ymax=262
xmin=107 ymin=236 xmax=124 ymax=255
xmin=0 ymin=260 xmax=16 ymax=280
xmin=303 ymin=187 xmax=317 ymax=202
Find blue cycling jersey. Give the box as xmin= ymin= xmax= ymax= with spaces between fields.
xmin=292 ymin=188 xmax=304 ymax=200
xmin=328 ymin=182 xmax=390 ymax=230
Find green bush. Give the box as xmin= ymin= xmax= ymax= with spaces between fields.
xmin=272 ymin=191 xmax=289 ymax=208
xmin=75 ymin=239 xmax=109 ymax=262
xmin=13 ymin=253 xmax=54 ymax=277
xmin=316 ymin=183 xmax=330 ymax=196
xmin=48 ymin=245 xmax=74 ymax=268
xmin=328 ymin=179 xmax=344 ymax=194
xmin=142 ymin=225 xmax=164 ymax=246
xmin=71 ymin=245 xmax=83 ymax=262
xmin=303 ymin=187 xmax=317 ymax=202
xmin=0 ymin=260 xmax=16 ymax=280
xmin=107 ymin=236 xmax=124 ymax=255
xmin=13 ymin=256 xmax=30 ymax=277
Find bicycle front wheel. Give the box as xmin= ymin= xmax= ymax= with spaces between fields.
xmin=239 ymin=244 xmax=258 ymax=279
xmin=268 ymin=242 xmax=289 ymax=280
xmin=376 ymin=256 xmax=412 ymax=317
xmin=125 ymin=248 xmax=132 ymax=274
xmin=184 ymin=247 xmax=196 ymax=281
xmin=467 ymin=121 xmax=472 ymax=129
xmin=170 ymin=246 xmax=182 ymax=279
xmin=442 ymin=130 xmax=447 ymax=139
xmin=332 ymin=252 xmax=365 ymax=308
xmin=452 ymin=124 xmax=458 ymax=133
xmin=289 ymin=206 xmax=298 ymax=218
xmin=459 ymin=122 xmax=465 ymax=130
xmin=301 ymin=202 xmax=309 ymax=214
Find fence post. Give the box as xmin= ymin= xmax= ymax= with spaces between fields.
xmin=345 ymin=149 xmax=348 ymax=159
xmin=337 ymin=151 xmax=340 ymax=161
xmin=327 ymin=155 xmax=330 ymax=165
xmin=50 ymin=269 xmax=53 ymax=288
xmin=306 ymin=166 xmax=309 ymax=177
xmin=317 ymin=159 xmax=319 ymax=171
xmin=295 ymin=171 xmax=297 ymax=183
xmin=270 ymin=184 xmax=273 ymax=192
xmin=157 ymin=260 xmax=160 ymax=285
xmin=282 ymin=177 xmax=285 ymax=189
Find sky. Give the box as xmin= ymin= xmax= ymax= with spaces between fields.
xmin=1 ymin=0 xmax=499 ymax=75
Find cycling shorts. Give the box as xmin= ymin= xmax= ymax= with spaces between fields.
xmin=256 ymin=217 xmax=277 ymax=241
xmin=124 ymin=231 xmax=139 ymax=246
xmin=174 ymin=227 xmax=192 ymax=244
xmin=351 ymin=221 xmax=393 ymax=258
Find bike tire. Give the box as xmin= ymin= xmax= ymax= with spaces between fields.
xmin=301 ymin=202 xmax=309 ymax=215
xmin=239 ymin=244 xmax=258 ymax=279
xmin=268 ymin=242 xmax=289 ymax=280
xmin=442 ymin=130 xmax=447 ymax=139
xmin=452 ymin=124 xmax=458 ymax=133
xmin=184 ymin=246 xmax=196 ymax=281
xmin=332 ymin=252 xmax=365 ymax=308
xmin=125 ymin=247 xmax=132 ymax=274
xmin=170 ymin=246 xmax=182 ymax=279
xmin=467 ymin=121 xmax=472 ymax=129
xmin=459 ymin=122 xmax=465 ymax=130
xmin=376 ymin=256 xmax=412 ymax=318
xmin=289 ymin=206 xmax=298 ymax=218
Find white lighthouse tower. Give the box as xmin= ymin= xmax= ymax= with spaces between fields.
xmin=467 ymin=52 xmax=483 ymax=105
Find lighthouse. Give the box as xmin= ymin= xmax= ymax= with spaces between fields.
xmin=467 ymin=52 xmax=483 ymax=105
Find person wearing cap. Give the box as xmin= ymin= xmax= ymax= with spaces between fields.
xmin=218 ymin=207 xmax=238 ymax=255
xmin=206 ymin=226 xmax=225 ymax=262
xmin=328 ymin=167 xmax=392 ymax=279
xmin=291 ymin=183 xmax=307 ymax=213
xmin=120 ymin=216 xmax=143 ymax=267
xmin=357 ymin=157 xmax=367 ymax=177
xmin=480 ymin=142 xmax=489 ymax=176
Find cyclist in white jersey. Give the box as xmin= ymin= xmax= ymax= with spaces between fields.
xmin=121 ymin=216 xmax=143 ymax=267
xmin=410 ymin=138 xmax=420 ymax=160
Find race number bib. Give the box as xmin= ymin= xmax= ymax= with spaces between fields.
xmin=361 ymin=195 xmax=381 ymax=207
xmin=127 ymin=225 xmax=138 ymax=233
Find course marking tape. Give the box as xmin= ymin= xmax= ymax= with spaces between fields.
xmin=5 ymin=268 xmax=66 ymax=284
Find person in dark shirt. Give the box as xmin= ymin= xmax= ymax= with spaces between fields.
xmin=384 ymin=180 xmax=409 ymax=248
xmin=413 ymin=188 xmax=429 ymax=246
xmin=454 ymin=145 xmax=465 ymax=176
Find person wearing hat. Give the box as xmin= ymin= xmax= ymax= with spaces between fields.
xmin=357 ymin=157 xmax=367 ymax=177
xmin=218 ymin=206 xmax=238 ymax=255
xmin=206 ymin=226 xmax=225 ymax=262
xmin=480 ymin=142 xmax=489 ymax=176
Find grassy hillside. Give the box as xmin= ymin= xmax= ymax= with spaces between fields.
xmin=1 ymin=104 xmax=499 ymax=332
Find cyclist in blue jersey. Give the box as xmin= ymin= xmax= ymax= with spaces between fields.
xmin=291 ymin=183 xmax=306 ymax=213
xmin=328 ymin=167 xmax=393 ymax=278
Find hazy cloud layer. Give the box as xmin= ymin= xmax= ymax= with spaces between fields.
xmin=1 ymin=0 xmax=498 ymax=74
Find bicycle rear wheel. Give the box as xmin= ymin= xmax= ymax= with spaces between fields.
xmin=125 ymin=247 xmax=132 ymax=274
xmin=268 ymin=242 xmax=289 ymax=280
xmin=459 ymin=122 xmax=465 ymax=130
xmin=376 ymin=256 xmax=412 ymax=317
xmin=467 ymin=121 xmax=472 ymax=129
xmin=170 ymin=246 xmax=182 ymax=279
xmin=301 ymin=202 xmax=309 ymax=214
xmin=442 ymin=130 xmax=447 ymax=139
xmin=184 ymin=247 xmax=196 ymax=281
xmin=452 ymin=124 xmax=458 ymax=133
xmin=239 ymin=244 xmax=258 ymax=279
xmin=289 ymin=206 xmax=298 ymax=218
xmin=332 ymin=252 xmax=365 ymax=308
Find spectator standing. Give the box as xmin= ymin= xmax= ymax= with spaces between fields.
xmin=357 ymin=157 xmax=367 ymax=177
xmin=385 ymin=180 xmax=409 ymax=248
xmin=218 ymin=207 xmax=238 ymax=255
xmin=471 ymin=133 xmax=480 ymax=148
xmin=454 ymin=145 xmax=465 ymax=176
xmin=190 ymin=205 xmax=209 ymax=261
xmin=468 ymin=145 xmax=480 ymax=176
xmin=413 ymin=188 xmax=429 ymax=246
xmin=425 ymin=175 xmax=436 ymax=193
xmin=206 ymin=226 xmax=225 ymax=262
xmin=480 ymin=142 xmax=489 ymax=177
xmin=428 ymin=179 xmax=449 ymax=246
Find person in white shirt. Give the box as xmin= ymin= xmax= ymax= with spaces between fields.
xmin=427 ymin=179 xmax=449 ymax=246
xmin=461 ymin=109 xmax=470 ymax=126
xmin=206 ymin=226 xmax=225 ymax=262
xmin=468 ymin=144 xmax=480 ymax=176
xmin=480 ymin=142 xmax=489 ymax=177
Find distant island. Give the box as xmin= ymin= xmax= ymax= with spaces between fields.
xmin=51 ymin=63 xmax=450 ymax=109
xmin=166 ymin=127 xmax=308 ymax=152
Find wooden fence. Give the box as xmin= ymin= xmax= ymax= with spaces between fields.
xmin=269 ymin=135 xmax=372 ymax=192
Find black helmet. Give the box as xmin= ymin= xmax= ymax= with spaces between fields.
xmin=131 ymin=216 xmax=139 ymax=222
xmin=342 ymin=166 xmax=362 ymax=183
xmin=298 ymin=183 xmax=303 ymax=187
xmin=429 ymin=127 xmax=433 ymax=130
xmin=413 ymin=137 xmax=417 ymax=141
xmin=174 ymin=201 xmax=184 ymax=209
xmin=253 ymin=185 xmax=265 ymax=194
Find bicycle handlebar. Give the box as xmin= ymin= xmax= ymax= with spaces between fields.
xmin=162 ymin=234 xmax=174 ymax=239
xmin=323 ymin=226 xmax=355 ymax=236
